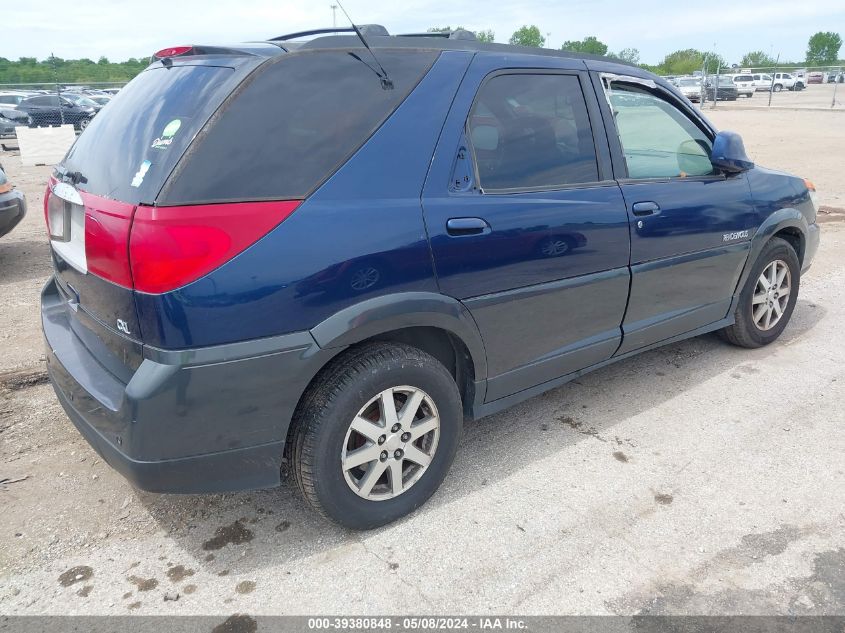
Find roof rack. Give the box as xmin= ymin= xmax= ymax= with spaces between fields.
xmin=269 ymin=24 xmax=389 ymax=42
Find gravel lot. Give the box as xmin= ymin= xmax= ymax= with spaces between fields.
xmin=0 ymin=107 xmax=843 ymax=617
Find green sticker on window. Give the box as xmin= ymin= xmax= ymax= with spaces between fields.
xmin=151 ymin=119 xmax=182 ymax=150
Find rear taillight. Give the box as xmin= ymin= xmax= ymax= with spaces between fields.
xmin=83 ymin=193 xmax=135 ymax=288
xmin=44 ymin=181 xmax=298 ymax=294
xmin=129 ymin=201 xmax=300 ymax=294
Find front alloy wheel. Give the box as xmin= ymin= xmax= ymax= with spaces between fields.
xmin=751 ymin=260 xmax=791 ymax=331
xmin=719 ymin=237 xmax=800 ymax=348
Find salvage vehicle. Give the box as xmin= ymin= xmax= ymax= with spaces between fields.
xmin=42 ymin=27 xmax=820 ymax=529
xmin=0 ymin=163 xmax=26 ymax=238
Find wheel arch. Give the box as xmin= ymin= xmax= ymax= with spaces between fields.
xmin=730 ymin=209 xmax=808 ymax=309
xmin=309 ymin=292 xmax=489 ymax=409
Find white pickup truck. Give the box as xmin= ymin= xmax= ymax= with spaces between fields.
xmin=734 ymin=72 xmax=805 ymax=93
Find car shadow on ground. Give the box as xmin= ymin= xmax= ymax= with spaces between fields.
xmin=0 ymin=239 xmax=51 ymax=286
xmin=133 ymin=299 xmax=826 ymax=577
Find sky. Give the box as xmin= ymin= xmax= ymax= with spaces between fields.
xmin=6 ymin=0 xmax=845 ymax=65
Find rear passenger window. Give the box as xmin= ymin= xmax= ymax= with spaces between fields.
xmin=607 ymin=84 xmax=714 ymax=179
xmin=468 ymin=74 xmax=599 ymax=190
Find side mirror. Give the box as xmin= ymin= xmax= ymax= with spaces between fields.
xmin=711 ymin=131 xmax=754 ymax=173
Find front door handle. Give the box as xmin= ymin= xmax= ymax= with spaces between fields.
xmin=632 ymin=201 xmax=660 ymax=216
xmin=446 ymin=217 xmax=491 ymax=236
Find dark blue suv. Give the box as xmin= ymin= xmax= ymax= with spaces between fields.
xmin=42 ymin=27 xmax=820 ymax=529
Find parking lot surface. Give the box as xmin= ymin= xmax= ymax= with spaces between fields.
xmin=0 ymin=107 xmax=843 ymax=616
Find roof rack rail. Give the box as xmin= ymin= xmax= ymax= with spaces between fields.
xmin=269 ymin=24 xmax=389 ymax=42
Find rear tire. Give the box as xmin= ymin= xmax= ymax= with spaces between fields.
xmin=719 ymin=238 xmax=800 ymax=348
xmin=773 ymin=84 xmax=783 ymax=92
xmin=291 ymin=342 xmax=462 ymax=529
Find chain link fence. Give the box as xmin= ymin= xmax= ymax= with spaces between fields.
xmin=668 ymin=64 xmax=844 ymax=110
xmin=0 ymin=82 xmax=126 ymax=139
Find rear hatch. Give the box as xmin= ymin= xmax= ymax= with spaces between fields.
xmin=45 ymin=51 xmax=271 ymax=378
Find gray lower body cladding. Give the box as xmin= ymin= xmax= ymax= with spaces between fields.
xmin=42 ymin=277 xmax=339 ymax=494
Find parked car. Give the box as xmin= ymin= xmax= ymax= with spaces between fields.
xmin=731 ymin=74 xmax=755 ymax=97
xmin=0 ymin=163 xmax=27 ymax=238
xmin=704 ymin=75 xmax=738 ymax=100
xmin=751 ymin=73 xmax=774 ymax=91
xmin=0 ymin=108 xmax=29 ymax=137
xmin=17 ymin=94 xmax=97 ymax=130
xmin=827 ymin=71 xmax=843 ymax=83
xmin=42 ymin=28 xmax=820 ymax=529
xmin=0 ymin=91 xmax=33 ymax=107
xmin=807 ymin=72 xmax=825 ymax=84
xmin=676 ymin=77 xmax=702 ymax=102
xmin=771 ymin=72 xmax=804 ymax=91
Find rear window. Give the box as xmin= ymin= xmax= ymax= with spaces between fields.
xmin=160 ymin=49 xmax=438 ymax=205
xmin=62 ymin=63 xmax=253 ymax=205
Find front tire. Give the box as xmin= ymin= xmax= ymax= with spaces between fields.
xmin=719 ymin=237 xmax=800 ymax=348
xmin=291 ymin=342 xmax=462 ymax=529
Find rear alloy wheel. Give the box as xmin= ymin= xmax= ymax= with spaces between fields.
xmin=719 ymin=237 xmax=800 ymax=348
xmin=341 ymin=386 xmax=440 ymax=501
xmin=291 ymin=342 xmax=462 ymax=529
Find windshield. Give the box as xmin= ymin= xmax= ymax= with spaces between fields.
xmin=68 ymin=95 xmax=98 ymax=107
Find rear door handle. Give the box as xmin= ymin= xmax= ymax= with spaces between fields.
xmin=632 ymin=201 xmax=660 ymax=216
xmin=446 ymin=217 xmax=491 ymax=236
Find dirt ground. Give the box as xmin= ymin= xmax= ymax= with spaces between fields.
xmin=0 ymin=106 xmax=844 ymax=618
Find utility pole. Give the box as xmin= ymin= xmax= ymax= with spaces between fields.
xmin=330 ymin=4 xmax=337 ymax=28
xmin=546 ymin=32 xmax=551 ymax=49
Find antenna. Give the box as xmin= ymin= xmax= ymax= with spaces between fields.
xmin=335 ymin=0 xmax=394 ymax=90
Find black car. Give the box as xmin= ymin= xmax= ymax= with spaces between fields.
xmin=705 ymin=76 xmax=739 ymax=100
xmin=0 ymin=163 xmax=26 ymax=238
xmin=17 ymin=94 xmax=96 ymax=131
xmin=0 ymin=108 xmax=29 ymax=137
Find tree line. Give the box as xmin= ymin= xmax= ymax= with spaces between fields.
xmin=0 ymin=29 xmax=841 ymax=85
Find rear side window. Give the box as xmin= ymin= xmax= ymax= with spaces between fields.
xmin=467 ymin=74 xmax=599 ymax=191
xmin=63 ymin=64 xmax=250 ymax=205
xmin=161 ymin=50 xmax=438 ymax=205
xmin=608 ymin=84 xmax=714 ymax=179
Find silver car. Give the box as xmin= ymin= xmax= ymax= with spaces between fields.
xmin=676 ymin=77 xmax=702 ymax=102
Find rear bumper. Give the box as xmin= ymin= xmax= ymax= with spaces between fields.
xmin=0 ymin=190 xmax=26 ymax=238
xmin=42 ymin=277 xmax=340 ymax=494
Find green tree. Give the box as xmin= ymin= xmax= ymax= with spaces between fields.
xmin=658 ymin=49 xmax=724 ymax=75
xmin=740 ymin=50 xmax=776 ymax=68
xmin=509 ymin=25 xmax=545 ymax=47
xmin=806 ymin=31 xmax=842 ymax=64
xmin=561 ymin=36 xmax=608 ymax=56
xmin=615 ymin=47 xmax=640 ymax=64
xmin=476 ymin=29 xmax=495 ymax=43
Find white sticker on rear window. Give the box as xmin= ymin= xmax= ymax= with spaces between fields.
xmin=131 ymin=160 xmax=151 ymax=188
xmin=151 ymin=118 xmax=182 ymax=150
